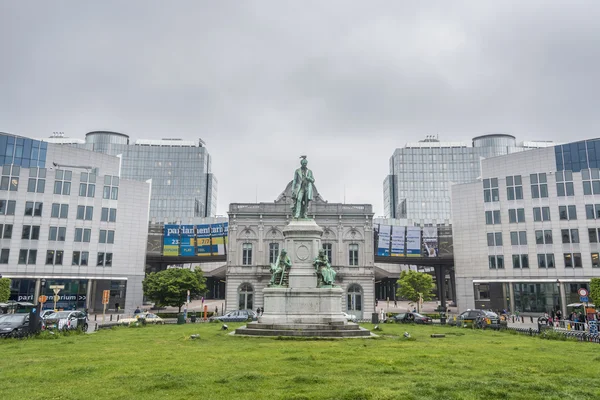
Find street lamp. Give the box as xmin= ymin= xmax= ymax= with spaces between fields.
xmin=40 ymin=279 xmax=46 ymax=310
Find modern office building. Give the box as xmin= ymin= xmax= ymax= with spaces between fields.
xmin=0 ymin=132 xmax=150 ymax=312
xmin=43 ymin=131 xmax=217 ymax=222
xmin=384 ymin=134 xmax=555 ymax=224
xmin=226 ymin=182 xmax=375 ymax=319
xmin=452 ymin=138 xmax=600 ymax=316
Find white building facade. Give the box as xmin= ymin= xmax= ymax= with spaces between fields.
xmin=0 ymin=132 xmax=150 ymax=313
xmin=452 ymin=139 xmax=600 ymax=316
xmin=225 ymin=183 xmax=375 ymax=319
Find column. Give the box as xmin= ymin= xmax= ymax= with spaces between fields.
xmin=86 ymin=279 xmax=93 ymax=312
xmin=33 ymin=278 xmax=41 ymax=305
xmin=509 ymin=283 xmax=515 ymax=313
xmin=448 ymin=268 xmax=456 ymax=303
xmin=558 ymin=282 xmax=567 ymax=320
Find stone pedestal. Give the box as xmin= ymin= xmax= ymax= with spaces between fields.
xmin=283 ymin=219 xmax=323 ymax=288
xmin=259 ymin=287 xmax=345 ymax=324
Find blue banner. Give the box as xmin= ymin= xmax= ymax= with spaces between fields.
xmin=406 ymin=227 xmax=421 ymax=257
xmin=391 ymin=226 xmax=405 ymax=256
xmin=377 ymin=224 xmax=391 ymax=256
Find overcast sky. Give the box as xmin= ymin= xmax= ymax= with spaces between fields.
xmin=1 ymin=1 xmax=600 ymax=216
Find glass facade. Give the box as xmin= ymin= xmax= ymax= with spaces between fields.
xmin=555 ymin=138 xmax=600 ymax=172
xmin=0 ymin=133 xmax=47 ymax=168
xmin=59 ymin=132 xmax=217 ymax=221
xmin=384 ymin=134 xmax=539 ymax=222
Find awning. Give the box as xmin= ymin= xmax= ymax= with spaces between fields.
xmin=566 ymin=303 xmax=595 ymax=308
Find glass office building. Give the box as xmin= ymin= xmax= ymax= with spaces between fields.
xmin=44 ymin=132 xmax=217 ymax=222
xmin=384 ymin=134 xmax=555 ymax=224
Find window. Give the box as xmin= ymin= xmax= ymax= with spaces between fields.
xmin=53 ymin=169 xmax=72 ymax=195
xmin=512 ymin=254 xmax=529 ymax=268
xmin=78 ymin=172 xmax=96 ymax=197
xmin=27 ymin=167 xmax=46 ymax=193
xmin=0 ymin=249 xmax=9 ymax=264
xmin=556 ymin=170 xmax=574 ymax=197
xmin=559 ymin=205 xmax=577 ymax=220
xmin=0 ymin=224 xmax=13 ymax=239
xmin=242 ymin=243 xmax=252 ymax=265
xmin=238 ymin=283 xmax=254 ymax=310
xmin=18 ymin=249 xmax=37 ymax=265
xmin=21 ymin=225 xmax=40 ymax=240
xmin=74 ymin=228 xmax=91 ymax=243
xmin=0 ymin=200 xmax=16 ymax=215
xmin=508 ymin=208 xmax=525 ymax=223
xmin=51 ymin=203 xmax=68 ymax=218
xmin=506 ymin=175 xmax=523 ymax=200
xmin=590 ymin=228 xmax=600 ymax=243
xmin=99 ymin=229 xmax=115 ymax=244
xmin=348 ymin=244 xmax=359 ymax=265
xmin=45 ymin=250 xmax=64 ymax=265
xmin=101 ymin=207 xmax=117 ymax=222
xmin=322 ymin=243 xmax=333 ymax=263
xmin=76 ymin=206 xmax=93 ymax=220
xmin=537 ymin=254 xmax=555 ymax=268
xmin=487 ymin=232 xmax=503 ymax=246
xmin=483 ymin=178 xmax=499 ymax=202
xmin=582 ymin=168 xmax=600 ymax=195
xmin=592 ymin=253 xmax=599 ymax=268
xmin=24 ymin=201 xmax=43 ymax=217
xmin=564 ymin=253 xmax=582 ymax=268
xmin=535 ymin=230 xmax=553 ymax=244
xmin=72 ymin=251 xmax=89 ymax=266
xmin=585 ymin=204 xmax=600 ymax=220
xmin=48 ymin=226 xmax=66 ymax=241
xmin=561 ymin=229 xmax=580 ymax=244
xmin=530 ymin=173 xmax=548 ymax=198
xmin=268 ymin=243 xmax=279 ymax=264
xmin=488 ymin=255 xmax=505 ymax=269
xmin=485 ymin=210 xmax=501 ymax=225
xmin=103 ymin=175 xmax=119 ymax=200
xmin=0 ymin=165 xmax=19 ymax=191
xmin=510 ymin=231 xmax=527 ymax=245
xmin=474 ymin=284 xmax=491 ymax=300
xmin=532 ymin=207 xmax=550 ymax=222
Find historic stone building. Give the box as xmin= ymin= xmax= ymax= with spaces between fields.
xmin=226 ymin=183 xmax=375 ymax=319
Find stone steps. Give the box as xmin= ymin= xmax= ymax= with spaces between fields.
xmin=234 ymin=322 xmax=372 ymax=338
xmin=245 ymin=322 xmax=357 ymax=331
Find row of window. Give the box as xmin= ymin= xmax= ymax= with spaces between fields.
xmin=487 ymin=228 xmax=600 ymax=246
xmin=18 ymin=225 xmax=115 ymax=243
xmin=0 ymin=168 xmax=120 ymax=200
xmin=486 ymin=205 xmax=595 ymax=224
xmin=488 ymin=252 xmax=598 ymax=269
xmin=245 ymin=243 xmax=358 ymax=266
xmin=0 ymin=200 xmax=117 ymax=222
xmin=0 ymin=248 xmax=113 ymax=266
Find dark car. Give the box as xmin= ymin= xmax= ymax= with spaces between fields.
xmin=0 ymin=314 xmax=31 ymax=337
xmin=392 ymin=312 xmax=432 ymax=324
xmin=209 ymin=309 xmax=257 ymax=322
xmin=44 ymin=311 xmax=88 ymax=331
xmin=458 ymin=309 xmax=501 ymax=329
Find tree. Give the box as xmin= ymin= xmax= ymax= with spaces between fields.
xmin=0 ymin=277 xmax=10 ymax=303
xmin=143 ymin=268 xmax=206 ymax=312
xmin=396 ymin=270 xmax=435 ymax=313
xmin=590 ymin=278 xmax=600 ymax=307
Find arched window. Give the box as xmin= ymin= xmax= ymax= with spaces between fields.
xmin=238 ymin=283 xmax=254 ymax=310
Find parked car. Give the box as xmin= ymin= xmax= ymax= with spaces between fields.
xmin=458 ymin=309 xmax=501 ymax=329
xmin=342 ymin=312 xmax=357 ymax=322
xmin=392 ymin=312 xmax=432 ymax=324
xmin=40 ymin=310 xmax=57 ymax=319
xmin=209 ymin=309 xmax=257 ymax=322
xmin=120 ymin=313 xmax=165 ymax=325
xmin=44 ymin=311 xmax=88 ymax=331
xmin=0 ymin=314 xmax=31 ymax=337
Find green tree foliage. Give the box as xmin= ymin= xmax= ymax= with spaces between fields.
xmin=396 ymin=270 xmax=435 ymax=312
xmin=590 ymin=278 xmax=600 ymax=306
xmin=0 ymin=277 xmax=10 ymax=303
xmin=142 ymin=268 xmax=206 ymax=312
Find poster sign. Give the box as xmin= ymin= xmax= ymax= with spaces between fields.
xmin=162 ymin=223 xmax=229 ymax=256
xmin=422 ymin=227 xmax=438 ymax=257
xmin=377 ymin=224 xmax=391 ymax=256
xmin=406 ymin=227 xmax=421 ymax=257
xmin=179 ymin=225 xmax=196 ymax=256
xmin=163 ymin=224 xmax=180 ymax=256
xmin=391 ymin=226 xmax=405 ymax=256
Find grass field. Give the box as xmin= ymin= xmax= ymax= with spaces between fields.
xmin=1 ymin=323 xmax=599 ymax=400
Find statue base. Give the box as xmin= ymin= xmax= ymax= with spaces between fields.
xmin=257 ymin=287 xmax=346 ymax=324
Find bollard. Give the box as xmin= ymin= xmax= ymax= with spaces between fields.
xmin=110 ymin=314 xmax=113 ymax=321
xmin=530 ymin=316 xmax=533 ymax=323
xmin=512 ymin=316 xmax=515 ymax=323
xmin=95 ymin=323 xmax=98 ymax=331
xmin=94 ymin=314 xmax=97 ymax=321
xmin=521 ymin=316 xmax=524 ymax=323
xmin=117 ymin=315 xmax=120 ymax=322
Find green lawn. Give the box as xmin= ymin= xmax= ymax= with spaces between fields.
xmin=1 ymin=323 xmax=599 ymax=400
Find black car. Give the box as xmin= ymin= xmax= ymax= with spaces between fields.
xmin=458 ymin=309 xmax=502 ymax=329
xmin=392 ymin=312 xmax=432 ymax=324
xmin=0 ymin=314 xmax=31 ymax=338
xmin=44 ymin=311 xmax=88 ymax=331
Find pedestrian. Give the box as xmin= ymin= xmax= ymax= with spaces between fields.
xmin=260 ymin=307 xmax=264 ymax=315
xmin=394 ymin=299 xmax=397 ymax=308
xmin=556 ymin=309 xmax=562 ymax=321
xmin=256 ymin=307 xmax=260 ymax=317
xmin=215 ymin=306 xmax=218 ymax=316
xmin=134 ymin=306 xmax=141 ymax=315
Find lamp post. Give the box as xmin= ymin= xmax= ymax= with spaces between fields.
xmin=40 ymin=279 xmax=46 ymax=311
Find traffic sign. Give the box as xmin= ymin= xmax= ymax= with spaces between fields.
xmin=102 ymin=290 xmax=110 ymax=305
xmin=580 ymin=296 xmax=589 ymax=303
xmin=578 ymin=288 xmax=588 ymax=297
xmin=38 ymin=295 xmax=47 ymax=303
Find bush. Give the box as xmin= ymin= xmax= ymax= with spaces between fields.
xmin=155 ymin=312 xmax=214 ymax=319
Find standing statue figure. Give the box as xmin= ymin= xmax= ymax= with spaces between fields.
xmin=269 ymin=249 xmax=292 ymax=286
xmin=313 ymin=249 xmax=337 ymax=287
xmin=291 ymin=156 xmax=315 ymax=219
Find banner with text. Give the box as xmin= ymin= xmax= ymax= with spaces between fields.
xmin=390 ymin=226 xmax=405 ymax=256
xmin=406 ymin=227 xmax=421 ymax=257
xmin=422 ymin=227 xmax=438 ymax=257
xmin=162 ymin=223 xmax=228 ymax=257
xmin=376 ymin=224 xmax=391 ymax=256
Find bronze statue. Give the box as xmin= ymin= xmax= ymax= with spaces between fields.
xmin=313 ymin=249 xmax=336 ymax=287
xmin=291 ymin=156 xmax=315 ymax=219
xmin=269 ymin=249 xmax=292 ymax=286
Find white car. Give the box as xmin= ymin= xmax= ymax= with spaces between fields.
xmin=120 ymin=313 xmax=165 ymax=325
xmin=342 ymin=312 xmax=357 ymax=322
